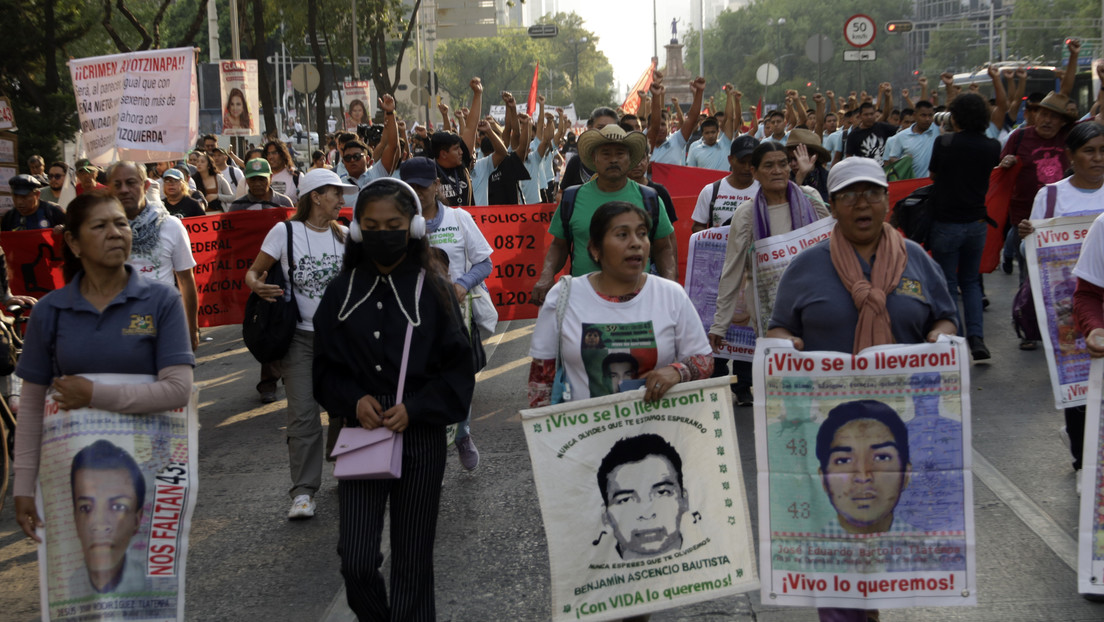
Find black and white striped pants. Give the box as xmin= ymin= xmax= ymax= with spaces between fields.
xmin=337 ymin=422 xmax=447 ymax=622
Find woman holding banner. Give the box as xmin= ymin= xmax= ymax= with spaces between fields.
xmin=1025 ymin=122 xmax=1104 ymax=493
xmin=766 ymin=157 xmax=957 ymax=622
xmin=312 ymin=178 xmax=474 ymax=620
xmin=528 ymin=201 xmax=712 ymax=408
xmin=11 ymin=191 xmax=195 ymax=592
xmin=192 ymin=152 xmax=234 ymax=212
xmin=244 ymin=168 xmax=356 ymax=520
xmin=709 ymin=141 xmax=830 ymax=405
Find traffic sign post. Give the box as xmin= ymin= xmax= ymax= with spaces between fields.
xmin=843 ymin=14 xmax=876 ymax=92
xmin=290 ymin=63 xmax=321 ymax=155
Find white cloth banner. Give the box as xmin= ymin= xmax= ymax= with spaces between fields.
xmin=1078 ymin=357 xmax=1104 ymax=595
xmin=753 ymin=338 xmax=977 ymax=610
xmin=751 ymin=218 xmax=835 ymax=335
xmin=685 ymin=226 xmax=755 ymax=361
xmin=69 ymin=47 xmax=198 ymax=166
xmin=1026 ymin=214 xmax=1096 ymax=408
xmin=521 ymin=377 xmax=758 ymax=621
xmin=218 ymin=60 xmax=259 ymax=136
xmin=36 ymin=374 xmax=199 ymax=621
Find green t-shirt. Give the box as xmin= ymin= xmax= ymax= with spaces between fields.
xmin=548 ymin=180 xmax=676 ymax=275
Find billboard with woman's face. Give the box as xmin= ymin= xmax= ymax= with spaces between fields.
xmin=219 ymin=60 xmax=259 ymax=136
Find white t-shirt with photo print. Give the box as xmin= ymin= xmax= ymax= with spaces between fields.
xmin=530 ymin=274 xmax=711 ymax=401
xmin=260 ymin=220 xmax=347 ymax=331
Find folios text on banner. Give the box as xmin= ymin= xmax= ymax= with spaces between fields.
xmin=218 ymin=60 xmax=259 ymax=136
xmin=521 ymin=377 xmax=758 ymax=622
xmin=751 ymin=218 xmax=835 ymax=335
xmin=36 ymin=375 xmax=199 ymax=622
xmin=1026 ymin=215 xmax=1096 ymax=409
xmin=753 ymin=338 xmax=977 ymax=610
xmin=684 ymin=227 xmax=755 ymax=361
xmin=69 ymin=47 xmax=198 ymax=166
xmin=1077 ymin=358 xmax=1104 ymax=595
xmin=343 ymin=81 xmax=372 ymax=128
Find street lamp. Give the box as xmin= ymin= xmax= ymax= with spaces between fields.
xmin=765 ymin=18 xmax=786 ymax=105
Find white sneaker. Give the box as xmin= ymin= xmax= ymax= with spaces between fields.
xmin=288 ymin=494 xmax=315 ymax=520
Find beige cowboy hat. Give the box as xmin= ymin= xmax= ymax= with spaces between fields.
xmin=577 ymin=124 xmax=649 ymax=171
xmin=1027 ymin=91 xmax=1077 ymax=123
xmin=785 ymin=128 xmax=830 ymax=165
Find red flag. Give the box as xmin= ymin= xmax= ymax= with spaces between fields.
xmin=620 ymin=60 xmax=657 ymax=115
xmin=527 ymin=62 xmax=540 ymax=114
xmin=755 ymin=98 xmax=763 ymax=124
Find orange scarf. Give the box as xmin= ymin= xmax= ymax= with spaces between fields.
xmin=829 ymin=222 xmax=909 ymax=354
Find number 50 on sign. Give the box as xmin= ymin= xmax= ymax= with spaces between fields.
xmin=844 ymin=14 xmax=876 ymax=48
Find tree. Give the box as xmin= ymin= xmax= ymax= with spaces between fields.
xmin=686 ymin=0 xmax=914 ymax=107
xmin=0 ymin=0 xmax=96 ymax=168
xmin=1005 ymin=0 xmax=1098 ymax=63
xmin=433 ymin=12 xmax=615 ymax=116
xmin=920 ymin=24 xmax=989 ymax=76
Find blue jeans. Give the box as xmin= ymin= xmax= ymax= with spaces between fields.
xmin=929 ymin=220 xmax=987 ymax=339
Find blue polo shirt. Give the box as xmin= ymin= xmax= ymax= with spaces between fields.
xmin=686 ymin=139 xmax=730 ymax=171
xmin=16 ymin=266 xmax=195 ymax=386
xmin=769 ymin=238 xmax=958 ymax=352
xmin=884 ymin=123 xmax=939 ymax=177
xmin=651 ymin=131 xmax=687 ymax=166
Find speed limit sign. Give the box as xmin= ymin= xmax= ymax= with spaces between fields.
xmin=844 ymin=14 xmax=876 ymax=48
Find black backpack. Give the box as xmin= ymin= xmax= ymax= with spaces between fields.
xmin=890 ymin=184 xmax=935 ymax=249
xmin=242 ymin=222 xmax=300 ymax=363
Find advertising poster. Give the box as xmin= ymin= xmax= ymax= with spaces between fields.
xmin=35 ymin=376 xmax=199 ymax=621
xmin=218 ymin=60 xmax=259 ymax=136
xmin=521 ymin=377 xmax=758 ymax=622
xmin=753 ymin=338 xmax=977 ymax=610
xmin=342 ymin=81 xmax=372 ymax=128
xmin=684 ymin=226 xmax=755 ymax=361
xmin=1078 ymin=358 xmax=1104 ymax=595
xmin=751 ymin=218 xmax=835 ymax=335
xmin=1025 ymin=214 xmax=1097 ymax=409
xmin=69 ymin=47 xmax=198 ymax=166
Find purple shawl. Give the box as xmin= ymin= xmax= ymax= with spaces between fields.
xmin=753 ymin=180 xmax=819 ymax=240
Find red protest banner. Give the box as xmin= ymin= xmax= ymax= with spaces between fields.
xmin=182 ymin=209 xmax=291 ymax=327
xmin=1 ymin=229 xmax=66 ymax=298
xmin=466 ymin=203 xmax=561 ymax=322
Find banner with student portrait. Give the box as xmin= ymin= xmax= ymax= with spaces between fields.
xmin=69 ymin=47 xmax=198 ymax=166
xmin=35 ymin=375 xmax=199 ymax=622
xmin=520 ymin=377 xmax=758 ymax=622
xmin=684 ymin=227 xmax=756 ymax=361
xmin=753 ymin=338 xmax=976 ymax=610
xmin=751 ymin=218 xmax=835 ymax=335
xmin=1025 ymin=214 xmax=1097 ymax=409
xmin=342 ymin=81 xmax=372 ymax=129
xmin=218 ymin=60 xmax=259 ymax=136
xmin=1078 ymin=357 xmax=1104 ymax=595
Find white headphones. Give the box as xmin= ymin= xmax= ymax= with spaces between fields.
xmin=348 ymin=177 xmax=426 ymax=242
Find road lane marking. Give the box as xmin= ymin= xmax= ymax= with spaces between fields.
xmin=475 ymin=356 xmax=531 ymax=382
xmin=972 ymin=449 xmax=1078 ymax=571
xmin=195 ymin=346 xmax=249 ymax=365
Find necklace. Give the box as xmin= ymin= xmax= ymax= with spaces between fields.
xmin=336 ymin=267 xmax=422 ymax=326
xmin=304 ymin=220 xmax=329 ymax=232
xmin=593 ymin=272 xmax=644 ymax=299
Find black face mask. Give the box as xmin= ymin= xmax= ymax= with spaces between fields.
xmin=360 ymin=229 xmax=408 ymax=267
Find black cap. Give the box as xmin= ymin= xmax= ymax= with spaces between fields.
xmin=9 ymin=174 xmax=43 ymax=196
xmin=730 ymin=135 xmax=760 ymax=159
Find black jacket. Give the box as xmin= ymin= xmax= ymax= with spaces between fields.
xmin=312 ymin=258 xmax=474 ymax=427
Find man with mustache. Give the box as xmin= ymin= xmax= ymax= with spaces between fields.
xmin=531 ymin=124 xmax=677 ymax=306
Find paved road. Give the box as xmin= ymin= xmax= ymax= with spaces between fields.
xmin=1 ymin=270 xmax=1102 ymax=620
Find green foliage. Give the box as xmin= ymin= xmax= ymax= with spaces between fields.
xmin=685 ymin=0 xmax=914 ymax=107
xmin=1005 ymin=0 xmax=1098 ymax=62
xmin=920 ymin=23 xmax=989 ymax=76
xmin=433 ymin=12 xmax=615 ymax=116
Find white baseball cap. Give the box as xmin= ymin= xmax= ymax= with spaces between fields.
xmin=826 ymin=157 xmax=889 ymax=194
xmin=298 ymin=168 xmax=358 ymax=197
